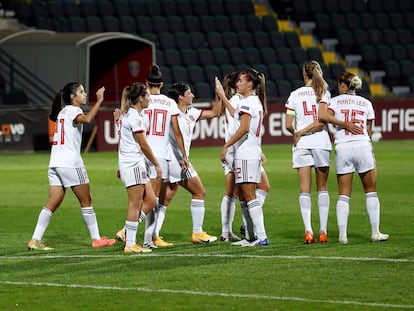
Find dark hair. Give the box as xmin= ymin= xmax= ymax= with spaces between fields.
xmin=146 ymin=64 xmax=163 ymax=85
xmin=239 ymin=68 xmax=268 ymax=114
xmin=222 ymin=71 xmax=239 ymax=98
xmin=167 ymin=82 xmax=191 ymax=103
xmin=50 ymin=82 xmax=80 ymax=121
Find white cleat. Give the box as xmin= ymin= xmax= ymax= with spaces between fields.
xmin=338 ymin=235 xmax=348 ymax=245
xmin=231 ymin=239 xmax=252 ymax=246
xmin=371 ymin=233 xmax=389 ymax=242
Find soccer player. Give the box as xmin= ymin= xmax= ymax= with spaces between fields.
xmin=117 ymin=82 xmax=163 ymax=253
xmin=27 ymin=83 xmax=116 ymax=250
xmin=284 ymin=60 xmax=332 ymax=244
xmin=163 ymin=82 xmax=221 ymax=244
xmin=215 ymin=71 xmax=270 ymax=243
xmin=219 ymin=69 xmax=269 ymax=246
xmin=319 ymin=71 xmax=389 ymax=244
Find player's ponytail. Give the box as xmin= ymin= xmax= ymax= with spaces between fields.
xmin=304 ymin=61 xmax=328 ymax=102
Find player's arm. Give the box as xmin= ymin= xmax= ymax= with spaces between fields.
xmin=318 ymin=102 xmax=363 ymax=134
xmin=215 ymin=77 xmax=235 ymax=117
xmin=76 ymin=87 xmax=105 ymax=124
xmin=200 ymin=95 xmax=222 ymax=120
xmin=220 ymin=113 xmax=250 ymax=161
xmin=171 ymin=115 xmax=188 ymax=170
xmin=134 ymin=131 xmax=162 ymax=179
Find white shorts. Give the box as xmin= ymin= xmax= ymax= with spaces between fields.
xmin=146 ymin=157 xmax=170 ymax=180
xmin=120 ymin=162 xmax=149 ymax=188
xmin=48 ymin=167 xmax=89 ymax=188
xmin=222 ymin=146 xmax=235 ymax=176
xmin=234 ymin=159 xmax=261 ymax=184
xmin=169 ymin=160 xmax=198 ymax=183
xmin=292 ymin=147 xmax=331 ymax=169
xmin=335 ymin=140 xmax=376 ymax=174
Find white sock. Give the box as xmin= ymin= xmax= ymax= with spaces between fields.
xmin=32 ymin=207 xmax=53 ymax=241
xmin=240 ymin=201 xmax=254 ymax=240
xmin=154 ymin=204 xmax=167 ymax=238
xmin=366 ymin=192 xmax=380 ymax=235
xmin=220 ymin=194 xmax=235 ymax=236
xmin=190 ymin=199 xmax=205 ymax=234
xmin=81 ymin=207 xmax=100 ymax=240
xmin=299 ymin=192 xmax=312 ymax=233
xmin=256 ymin=188 xmax=268 ymax=207
xmin=247 ymin=199 xmax=267 ymax=241
xmin=318 ymin=190 xmax=330 ymax=234
xmin=336 ymin=195 xmax=350 ymax=237
xmin=139 ymin=210 xmax=146 ymax=223
xmin=125 ymin=220 xmax=138 ymax=247
xmin=144 ymin=209 xmax=156 ymax=244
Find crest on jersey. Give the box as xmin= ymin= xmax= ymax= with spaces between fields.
xmin=129 ymin=61 xmax=140 ymax=78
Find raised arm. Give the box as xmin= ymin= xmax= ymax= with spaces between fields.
xmin=76 ymin=87 xmax=105 ymax=124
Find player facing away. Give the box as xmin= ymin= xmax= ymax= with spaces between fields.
xmin=285 ymin=60 xmax=332 ymax=244
xmin=319 ymin=71 xmax=389 ymax=244
xmin=27 ymin=83 xmax=116 ymax=250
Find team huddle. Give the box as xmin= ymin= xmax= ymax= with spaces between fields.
xmin=27 ymin=60 xmax=388 ymax=253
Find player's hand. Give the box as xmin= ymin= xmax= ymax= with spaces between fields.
xmin=113 ymin=108 xmax=121 ymax=125
xmin=220 ymin=145 xmax=228 ymax=162
xmin=96 ymin=86 xmax=105 ymax=103
xmin=155 ymin=165 xmax=163 ymax=180
xmin=115 ymin=170 xmax=120 ymax=178
xmin=345 ymin=121 xmax=363 ymax=135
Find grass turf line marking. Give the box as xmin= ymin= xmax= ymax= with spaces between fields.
xmin=0 ymin=254 xmax=413 ymax=263
xmin=0 ymin=280 xmax=413 ymax=309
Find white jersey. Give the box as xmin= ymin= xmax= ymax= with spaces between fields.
xmin=118 ymin=107 xmax=147 ymax=169
xmin=233 ymin=95 xmax=263 ymax=160
xmin=169 ymin=106 xmax=202 ymax=162
xmin=143 ymin=94 xmax=181 ymax=160
xmin=49 ymin=105 xmax=84 ymax=168
xmin=285 ymin=86 xmax=332 ymax=150
xmin=328 ymin=93 xmax=374 ymax=144
xmin=225 ymin=94 xmax=242 ymax=142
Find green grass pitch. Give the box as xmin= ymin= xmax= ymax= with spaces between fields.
xmin=0 ymin=141 xmax=413 ymax=310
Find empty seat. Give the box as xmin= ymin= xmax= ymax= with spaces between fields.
xmin=181 ymin=48 xmax=198 ymax=66
xmin=184 ymin=15 xmax=201 ymax=32
xmin=175 ymin=32 xmax=192 ymax=49
xmin=102 ymin=16 xmax=120 ymax=32
xmin=237 ymin=31 xmax=255 ymax=49
xmin=208 ymin=0 xmax=225 ymax=15
xmin=244 ymin=47 xmax=261 ymax=65
xmin=135 ymin=16 xmax=152 ymax=33
xmin=329 ymin=63 xmax=345 ymax=80
xmin=261 ymin=15 xmax=278 ymax=32
xmin=212 ymin=48 xmax=230 ymax=64
xmin=268 ymin=31 xmax=285 ymax=48
xmin=261 ymin=47 xmax=277 ymax=64
xmin=206 ymin=31 xmax=223 ymax=48
xmin=63 ymin=1 xmax=81 ymax=18
xmin=283 ymin=63 xmax=302 ymax=81
xmin=229 ymin=47 xmax=246 ymax=65
xmin=220 ymin=64 xmax=236 ymax=77
xmin=291 ymin=47 xmax=307 ymax=65
xmin=167 ymin=15 xmax=185 ymax=33
xmin=336 ymin=29 xmax=354 ymax=55
xmin=189 ymin=32 xmax=207 ymax=49
xmin=193 ymin=0 xmax=209 ymax=15
xmin=397 ymin=28 xmax=413 ymax=45
xmin=215 ymin=15 xmax=231 ymax=33
xmin=80 ymin=1 xmax=98 ymax=17
xmin=222 ymin=31 xmax=239 ymax=49
xmin=284 ymin=31 xmax=301 ymax=47
xmin=119 ymin=16 xmax=137 ymax=33
xmin=47 ymin=1 xmax=64 ymax=17
xmin=86 ymin=16 xmax=103 ymax=32
xmin=164 ymin=48 xmax=182 ymax=66
xmin=246 ymin=14 xmax=263 ymax=32
xmin=377 ymin=45 xmax=393 ymax=63
xmin=204 ymin=65 xmax=221 ymax=81
xmin=152 ymin=15 xmax=169 ymax=33
xmin=113 ymin=0 xmax=131 ymax=17
xmin=360 ymin=13 xmax=376 ymax=29
xmin=171 ymin=65 xmax=189 ymax=82
xmin=145 ymin=1 xmax=161 ymax=15
xmin=193 ymin=82 xmax=213 ymax=100
xmin=176 ymin=0 xmax=193 ymax=16
xmin=197 ymin=48 xmax=214 ymax=66
xmin=200 ymin=15 xmax=216 ymax=32
xmin=374 ymin=12 xmax=390 ymax=29
xmin=383 ymin=29 xmax=399 ymax=45
xmin=383 ymin=60 xmax=402 ymax=87
xmin=96 ymin=0 xmax=114 ymax=17
xmin=307 ymin=47 xmax=324 ymax=63
xmin=158 ymin=32 xmax=176 ymax=50
xmin=253 ymin=31 xmax=270 ymax=48
xmin=276 ymin=46 xmax=293 ymax=63
xmin=368 ymin=29 xmax=383 ymax=45
xmin=161 ymin=0 xmax=178 ymax=16
xmin=230 ymin=15 xmax=248 ymax=32
xmin=360 ymin=45 xmax=378 ymax=71
xmin=330 ymin=13 xmax=346 ymax=30
xmin=275 ymin=79 xmax=292 ymax=98
xmin=187 ymin=65 xmax=205 ymax=83
xmin=353 ymin=29 xmax=371 ymax=50
xmin=268 ymin=63 xmax=284 ymax=80
xmin=392 ymin=45 xmax=408 ymax=61
xmin=314 ymin=13 xmax=332 ymax=39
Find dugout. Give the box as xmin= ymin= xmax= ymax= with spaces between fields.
xmin=0 ymin=29 xmax=155 ymax=105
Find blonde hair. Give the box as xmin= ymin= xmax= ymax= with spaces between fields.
xmin=339 ymin=71 xmax=362 ymax=90
xmin=120 ymin=82 xmax=148 ymax=114
xmin=303 ymin=60 xmax=328 ymax=102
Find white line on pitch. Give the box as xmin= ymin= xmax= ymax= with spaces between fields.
xmin=0 ymin=253 xmax=413 ymax=263
xmin=0 ymin=280 xmax=412 ymax=309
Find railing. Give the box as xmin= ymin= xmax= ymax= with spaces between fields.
xmin=0 ymin=47 xmax=55 ymax=109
